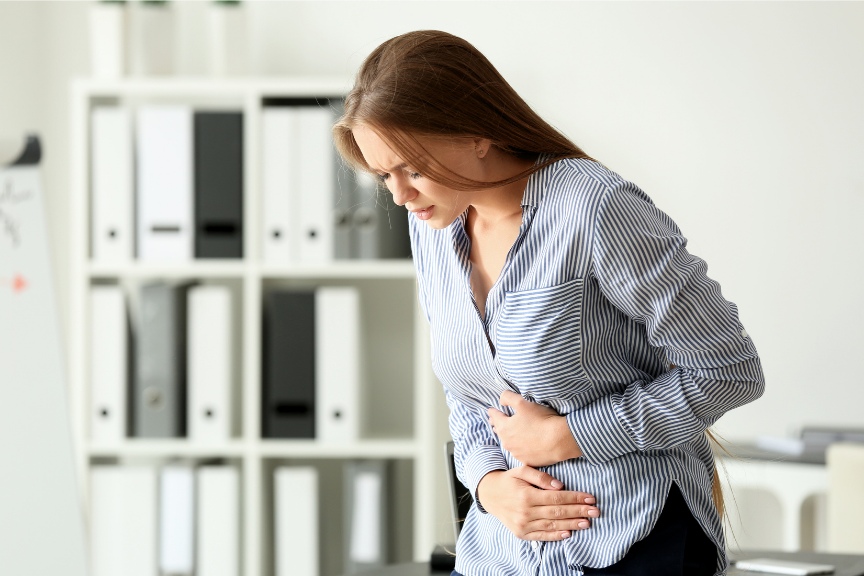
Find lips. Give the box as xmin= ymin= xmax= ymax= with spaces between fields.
xmin=410 ymin=206 xmax=435 ymax=221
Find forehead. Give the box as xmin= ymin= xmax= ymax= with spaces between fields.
xmin=351 ymin=125 xmax=404 ymax=172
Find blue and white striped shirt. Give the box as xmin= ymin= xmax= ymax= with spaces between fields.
xmin=408 ymin=157 xmax=765 ymax=576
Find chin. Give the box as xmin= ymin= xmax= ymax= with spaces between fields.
xmin=424 ymin=220 xmax=448 ymax=230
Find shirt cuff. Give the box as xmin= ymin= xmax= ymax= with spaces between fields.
xmin=464 ymin=444 xmax=509 ymax=514
xmin=566 ymin=394 xmax=638 ymax=464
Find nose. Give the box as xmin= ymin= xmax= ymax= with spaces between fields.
xmin=388 ymin=176 xmax=418 ymax=207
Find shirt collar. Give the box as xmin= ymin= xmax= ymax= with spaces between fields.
xmin=452 ymin=153 xmax=557 ymax=231
xmin=520 ymin=153 xmax=555 ymax=208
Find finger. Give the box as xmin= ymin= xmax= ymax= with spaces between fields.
xmin=486 ymin=407 xmax=506 ymax=423
xmin=521 ymin=530 xmax=574 ymax=542
xmin=513 ymin=465 xmax=565 ymax=490
xmin=498 ymin=389 xmax=521 ymax=408
xmin=525 ymin=517 xmax=592 ymax=533
xmin=529 ymin=504 xmax=600 ymax=523
xmin=533 ymin=488 xmax=598 ymax=507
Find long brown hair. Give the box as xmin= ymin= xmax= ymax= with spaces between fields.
xmin=334 ymin=29 xmax=729 ymax=521
xmin=332 ymin=30 xmax=593 ymax=190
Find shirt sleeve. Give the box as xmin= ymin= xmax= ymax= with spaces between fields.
xmin=445 ymin=388 xmax=509 ymax=514
xmin=566 ymin=182 xmax=766 ymax=465
xmin=408 ymin=213 xmax=507 ymax=513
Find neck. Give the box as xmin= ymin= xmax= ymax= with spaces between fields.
xmin=468 ymin=150 xmax=536 ymax=224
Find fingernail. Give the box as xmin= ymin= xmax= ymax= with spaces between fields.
xmin=584 ymin=497 xmax=595 ymax=504
xmin=561 ymin=531 xmax=570 ymax=539
xmin=550 ymin=479 xmax=563 ymax=488
xmin=588 ymin=508 xmax=599 ymax=518
xmin=578 ymin=521 xmax=589 ymax=529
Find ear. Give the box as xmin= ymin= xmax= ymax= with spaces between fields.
xmin=473 ymin=137 xmax=492 ymax=159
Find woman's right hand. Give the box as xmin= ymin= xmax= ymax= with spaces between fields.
xmin=476 ymin=466 xmax=600 ymax=541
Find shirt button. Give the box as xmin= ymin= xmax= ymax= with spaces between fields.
xmin=531 ymin=541 xmax=540 ymax=550
xmin=740 ymin=329 xmax=749 ymax=338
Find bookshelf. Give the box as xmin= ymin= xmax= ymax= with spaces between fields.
xmin=68 ymin=77 xmax=453 ymax=576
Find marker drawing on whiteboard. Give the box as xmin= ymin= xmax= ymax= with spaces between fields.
xmin=0 ymin=177 xmax=33 ymax=248
xmin=0 ymin=274 xmax=28 ymax=293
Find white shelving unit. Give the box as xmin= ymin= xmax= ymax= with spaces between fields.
xmin=68 ymin=77 xmax=454 ymax=576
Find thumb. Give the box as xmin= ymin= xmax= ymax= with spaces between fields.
xmin=515 ymin=465 xmax=564 ymax=490
xmin=498 ymin=389 xmax=522 ymax=408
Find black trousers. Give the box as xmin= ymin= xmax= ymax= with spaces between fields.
xmin=451 ymin=483 xmax=718 ymax=576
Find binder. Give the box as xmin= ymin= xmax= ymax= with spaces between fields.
xmin=344 ymin=460 xmax=388 ymax=573
xmin=137 ymin=105 xmax=194 ymax=261
xmin=315 ymin=286 xmax=362 ymax=443
xmin=89 ymin=285 xmax=128 ymax=442
xmin=91 ymin=106 xmax=134 ymax=261
xmin=297 ymin=107 xmax=335 ymax=263
xmin=331 ymin=98 xmax=352 ymax=261
xmin=160 ymin=466 xmax=195 ymax=574
xmin=274 ymin=466 xmax=319 ymax=576
xmin=333 ymin=168 xmax=353 ymax=261
xmin=262 ymin=290 xmax=315 ymax=438
xmin=197 ymin=466 xmax=239 ymax=576
xmin=261 ymin=107 xmax=297 ymax=264
xmin=90 ymin=466 xmax=158 ymax=576
xmin=194 ymin=111 xmax=243 ymax=258
xmin=134 ymin=282 xmax=191 ymax=438
xmin=188 ymin=285 xmax=233 ymax=441
xmin=352 ymin=171 xmax=412 ymax=260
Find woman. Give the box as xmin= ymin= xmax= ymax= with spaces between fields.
xmin=333 ymin=30 xmax=764 ymax=576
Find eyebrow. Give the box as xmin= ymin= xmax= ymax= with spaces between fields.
xmin=374 ymin=162 xmax=408 ymax=173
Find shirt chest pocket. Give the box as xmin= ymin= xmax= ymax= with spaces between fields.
xmin=496 ymin=278 xmax=591 ymax=399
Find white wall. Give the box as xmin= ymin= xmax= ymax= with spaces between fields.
xmin=2 ymin=1 xmax=862 ymax=442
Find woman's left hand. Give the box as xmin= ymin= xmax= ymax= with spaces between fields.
xmin=488 ymin=390 xmax=583 ymax=467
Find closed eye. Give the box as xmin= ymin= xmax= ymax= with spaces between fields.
xmin=377 ymin=170 xmax=422 ymax=182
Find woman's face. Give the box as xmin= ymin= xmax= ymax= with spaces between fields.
xmin=351 ymin=124 xmax=481 ymax=230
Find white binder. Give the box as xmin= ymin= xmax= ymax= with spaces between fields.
xmin=274 ymin=466 xmax=319 ymax=576
xmin=344 ymin=460 xmax=388 ymax=573
xmin=136 ymin=105 xmax=194 ymax=261
xmin=261 ymin=107 xmax=297 ymax=264
xmin=91 ymin=107 xmax=133 ymax=261
xmin=297 ymin=107 xmax=335 ymax=263
xmin=315 ymin=286 xmax=362 ymax=443
xmin=90 ymin=466 xmax=158 ymax=576
xmin=197 ymin=466 xmax=239 ymax=576
xmin=89 ymin=285 xmax=127 ymax=443
xmin=188 ymin=285 xmax=233 ymax=441
xmin=160 ymin=466 xmax=195 ymax=574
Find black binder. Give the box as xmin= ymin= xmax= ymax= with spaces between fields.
xmin=194 ymin=111 xmax=243 ymax=258
xmin=263 ymin=291 xmax=315 ymax=438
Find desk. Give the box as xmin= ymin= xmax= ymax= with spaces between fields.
xmin=731 ymin=550 xmax=864 ymax=575
xmin=352 ymin=551 xmax=864 ymax=576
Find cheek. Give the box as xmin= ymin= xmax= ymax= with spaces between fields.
xmin=419 ymin=182 xmax=455 ymax=205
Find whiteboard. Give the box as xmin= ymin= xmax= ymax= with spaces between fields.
xmin=0 ymin=136 xmax=88 ymax=575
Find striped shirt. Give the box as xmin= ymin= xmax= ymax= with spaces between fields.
xmin=408 ymin=157 xmax=765 ymax=576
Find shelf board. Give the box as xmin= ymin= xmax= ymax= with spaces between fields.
xmin=257 ymin=438 xmax=419 ymax=459
xmin=87 ymin=260 xmax=416 ymax=279
xmin=88 ymin=440 xmax=248 ymax=458
xmin=87 ymin=438 xmax=419 ymax=459
xmin=260 ymin=259 xmax=416 ymax=279
xmin=73 ymin=76 xmax=352 ymax=98
xmin=88 ymin=260 xmax=248 ymax=278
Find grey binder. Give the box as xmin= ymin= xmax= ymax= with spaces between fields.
xmin=133 ymin=282 xmax=193 ymax=437
xmin=263 ymin=291 xmax=315 ymax=438
xmin=194 ymin=111 xmax=243 ymax=258
xmin=331 ymin=98 xmax=353 ymax=260
xmin=343 ymin=460 xmax=388 ymax=573
xmin=352 ymin=172 xmax=411 ymax=260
